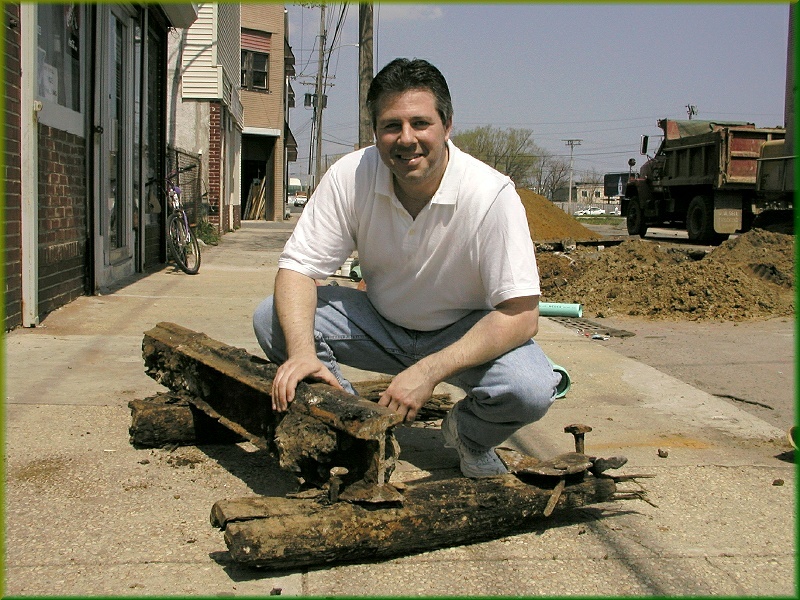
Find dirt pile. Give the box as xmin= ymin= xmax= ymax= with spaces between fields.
xmin=538 ymin=229 xmax=794 ymax=322
xmin=515 ymin=187 xmax=792 ymax=322
xmin=518 ymin=188 xmax=601 ymax=243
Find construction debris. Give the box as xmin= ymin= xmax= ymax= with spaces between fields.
xmin=538 ymin=229 xmax=794 ymax=321
xmin=139 ymin=322 xmax=402 ymax=489
xmin=129 ymin=391 xmax=244 ymax=448
xmin=132 ymin=322 xmax=649 ymax=570
xmin=210 ymin=448 xmax=617 ymax=570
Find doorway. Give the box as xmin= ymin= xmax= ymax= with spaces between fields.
xmin=93 ymin=5 xmax=136 ymax=290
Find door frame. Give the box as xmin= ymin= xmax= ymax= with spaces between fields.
xmin=92 ymin=4 xmax=137 ymax=290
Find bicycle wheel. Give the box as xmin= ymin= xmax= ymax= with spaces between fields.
xmin=167 ymin=213 xmax=201 ymax=274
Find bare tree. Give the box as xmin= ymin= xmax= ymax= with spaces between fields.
xmin=543 ymin=157 xmax=570 ymax=200
xmin=530 ymin=150 xmax=552 ymax=196
xmin=580 ymin=168 xmax=604 ymax=185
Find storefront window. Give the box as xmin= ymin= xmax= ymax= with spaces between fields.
xmin=37 ymin=3 xmax=81 ymax=112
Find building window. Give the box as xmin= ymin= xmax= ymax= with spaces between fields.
xmin=241 ymin=50 xmax=269 ymax=92
xmin=37 ymin=3 xmax=82 ymax=111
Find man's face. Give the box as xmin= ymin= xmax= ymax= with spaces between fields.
xmin=374 ymin=89 xmax=453 ymax=197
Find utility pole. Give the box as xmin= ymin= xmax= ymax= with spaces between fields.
xmin=563 ymin=139 xmax=581 ymax=215
xmin=783 ymin=2 xmax=794 ymax=189
xmin=312 ymin=4 xmax=327 ymax=192
xmin=358 ymin=3 xmax=374 ymax=148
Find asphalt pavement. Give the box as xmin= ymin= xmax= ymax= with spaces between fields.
xmin=3 ymin=220 xmax=796 ymax=596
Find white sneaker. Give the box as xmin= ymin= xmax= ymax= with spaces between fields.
xmin=442 ymin=410 xmax=508 ymax=478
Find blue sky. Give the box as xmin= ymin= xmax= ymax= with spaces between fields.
xmin=286 ymin=2 xmax=791 ymax=184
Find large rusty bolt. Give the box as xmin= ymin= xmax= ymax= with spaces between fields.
xmin=564 ymin=424 xmax=592 ymax=454
xmin=328 ymin=466 xmax=349 ymax=503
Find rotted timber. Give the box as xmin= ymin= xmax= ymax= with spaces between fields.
xmin=135 ymin=322 xmax=646 ymax=570
xmin=210 ymin=470 xmax=617 ymax=569
xmin=140 ymin=322 xmax=404 ymax=487
xmin=128 ymin=391 xmax=245 ymax=448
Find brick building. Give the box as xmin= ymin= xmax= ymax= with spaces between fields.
xmin=3 ymin=3 xmax=199 ymax=330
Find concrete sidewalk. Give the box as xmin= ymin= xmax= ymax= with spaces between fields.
xmin=3 ymin=221 xmax=795 ymax=596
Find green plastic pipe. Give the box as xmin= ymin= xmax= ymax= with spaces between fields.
xmin=539 ymin=302 xmax=583 ymax=318
xmin=546 ymin=356 xmax=571 ymax=399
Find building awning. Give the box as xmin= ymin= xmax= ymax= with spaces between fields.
xmin=159 ymin=3 xmax=199 ymax=28
xmin=242 ymin=127 xmax=282 ymax=137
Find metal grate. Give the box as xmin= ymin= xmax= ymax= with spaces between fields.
xmin=545 ymin=317 xmax=635 ymax=339
xmin=167 ymin=147 xmax=204 ymax=226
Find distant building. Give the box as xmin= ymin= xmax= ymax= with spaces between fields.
xmin=239 ymin=4 xmax=297 ymax=221
xmin=168 ymin=3 xmax=243 ymax=233
xmin=552 ymin=182 xmax=602 ymax=204
xmin=576 ymin=182 xmax=604 ymax=204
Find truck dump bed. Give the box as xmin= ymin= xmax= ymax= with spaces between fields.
xmin=658 ymin=119 xmax=785 ymax=189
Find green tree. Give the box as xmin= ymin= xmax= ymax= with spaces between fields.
xmin=451 ymin=126 xmax=540 ymax=187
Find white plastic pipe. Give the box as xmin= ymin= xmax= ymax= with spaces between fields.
xmin=539 ymin=302 xmax=583 ymax=318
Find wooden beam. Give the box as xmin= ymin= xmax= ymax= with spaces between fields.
xmin=135 ymin=323 xmax=643 ymax=570
xmin=210 ymin=472 xmax=617 ymax=569
xmin=141 ymin=322 xmax=404 ymax=487
xmin=128 ymin=391 xmax=244 ymax=448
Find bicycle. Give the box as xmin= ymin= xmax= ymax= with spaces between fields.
xmin=164 ymin=166 xmax=201 ymax=274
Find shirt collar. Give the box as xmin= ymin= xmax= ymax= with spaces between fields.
xmin=432 ymin=140 xmax=461 ymax=205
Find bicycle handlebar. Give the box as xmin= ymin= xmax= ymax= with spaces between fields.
xmin=168 ymin=164 xmax=198 ymax=178
xmin=144 ymin=163 xmax=198 ymax=187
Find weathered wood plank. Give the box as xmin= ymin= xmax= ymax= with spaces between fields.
xmin=135 ymin=323 xmax=640 ymax=570
xmin=350 ymin=380 xmax=455 ymax=421
xmin=128 ymin=391 xmax=244 ymax=448
xmin=142 ymin=322 xmax=278 ymax=443
xmin=141 ymin=322 xmax=404 ymax=487
xmin=127 ymin=382 xmax=450 ymax=449
xmin=211 ymin=473 xmax=617 ymax=569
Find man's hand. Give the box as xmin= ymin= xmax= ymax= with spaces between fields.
xmin=271 ymin=353 xmax=344 ymax=412
xmin=377 ymin=295 xmax=540 ymax=422
xmin=271 ymin=268 xmax=345 ymax=412
xmin=377 ymin=364 xmax=436 ymax=422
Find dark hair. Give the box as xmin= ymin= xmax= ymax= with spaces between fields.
xmin=366 ymin=58 xmax=453 ymax=130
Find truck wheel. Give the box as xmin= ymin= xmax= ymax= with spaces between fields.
xmin=626 ymin=199 xmax=647 ymax=237
xmin=686 ymin=195 xmax=717 ymax=244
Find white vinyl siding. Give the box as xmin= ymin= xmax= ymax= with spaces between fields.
xmin=181 ymin=3 xmax=242 ymax=126
xmin=217 ymin=2 xmax=240 ymax=83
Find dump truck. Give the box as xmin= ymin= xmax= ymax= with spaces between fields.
xmin=622 ymin=118 xmax=788 ymax=243
xmin=624 ymin=6 xmax=796 ymax=244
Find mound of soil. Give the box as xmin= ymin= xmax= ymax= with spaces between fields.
xmin=518 ymin=188 xmax=601 ymax=243
xmin=538 ymin=229 xmax=794 ymax=322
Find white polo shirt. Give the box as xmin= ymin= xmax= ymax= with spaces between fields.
xmin=278 ymin=141 xmax=540 ymax=331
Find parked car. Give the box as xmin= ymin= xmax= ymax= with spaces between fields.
xmin=293 ymin=194 xmax=308 ymax=207
xmin=575 ymin=207 xmax=604 ymax=216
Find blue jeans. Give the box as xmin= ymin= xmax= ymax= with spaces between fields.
xmin=253 ymin=286 xmax=560 ymax=452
